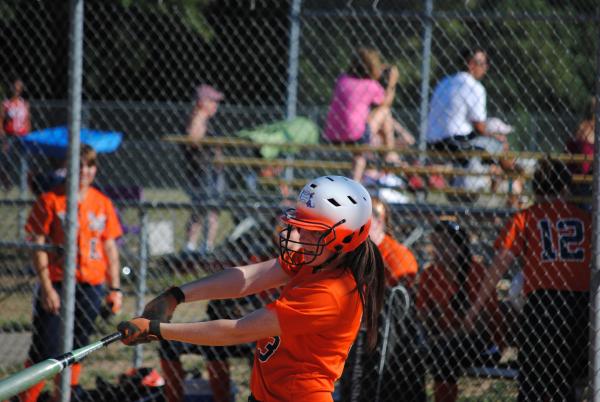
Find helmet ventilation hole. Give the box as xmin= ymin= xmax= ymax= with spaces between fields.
xmin=342 ymin=234 xmax=354 ymax=244
xmin=347 ymin=196 xmax=357 ymax=204
xmin=327 ymin=198 xmax=341 ymax=207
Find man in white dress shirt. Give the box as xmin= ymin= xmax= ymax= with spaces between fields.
xmin=426 ymin=48 xmax=506 ymax=155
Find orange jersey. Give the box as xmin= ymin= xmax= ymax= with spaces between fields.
xmin=250 ymin=257 xmax=362 ymax=402
xmin=25 ymin=186 xmax=122 ymax=285
xmin=416 ymin=261 xmax=496 ymax=333
xmin=377 ymin=234 xmax=418 ymax=287
xmin=494 ymin=199 xmax=591 ymax=295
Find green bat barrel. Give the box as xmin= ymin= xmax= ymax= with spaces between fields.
xmin=0 ymin=332 xmax=121 ymax=400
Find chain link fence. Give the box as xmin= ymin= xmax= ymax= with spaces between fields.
xmin=0 ymin=0 xmax=598 ymax=401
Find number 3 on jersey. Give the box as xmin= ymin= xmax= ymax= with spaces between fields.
xmin=538 ymin=219 xmax=585 ymax=261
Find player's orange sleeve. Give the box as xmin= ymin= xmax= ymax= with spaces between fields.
xmin=25 ymin=194 xmax=54 ymax=236
xmin=268 ymin=285 xmax=340 ymax=336
xmin=378 ymin=235 xmax=418 ymax=287
xmin=101 ymin=198 xmax=123 ymax=240
xmin=494 ymin=211 xmax=526 ymax=255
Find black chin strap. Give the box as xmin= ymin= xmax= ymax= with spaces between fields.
xmin=312 ymin=252 xmax=341 ymax=273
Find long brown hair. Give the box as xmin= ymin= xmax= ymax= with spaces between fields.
xmin=347 ymin=47 xmax=382 ymax=80
xmin=339 ymin=237 xmax=385 ymax=350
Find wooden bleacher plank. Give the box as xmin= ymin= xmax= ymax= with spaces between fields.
xmin=162 ymin=135 xmax=594 ymax=163
xmin=213 ymin=156 xmax=592 ymax=183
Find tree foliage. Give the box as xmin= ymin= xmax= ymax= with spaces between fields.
xmin=119 ymin=0 xmax=215 ymax=41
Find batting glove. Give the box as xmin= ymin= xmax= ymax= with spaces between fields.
xmin=142 ymin=286 xmax=185 ymax=322
xmin=117 ymin=318 xmax=162 ymax=346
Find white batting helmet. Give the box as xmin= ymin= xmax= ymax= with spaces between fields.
xmin=279 ymin=176 xmax=372 ymax=266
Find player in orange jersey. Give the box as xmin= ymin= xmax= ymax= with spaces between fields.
xmin=464 ymin=158 xmax=592 ymax=401
xmin=370 ymin=196 xmax=418 ymax=288
xmin=19 ymin=144 xmax=123 ymax=402
xmin=118 ymin=176 xmax=386 ymax=402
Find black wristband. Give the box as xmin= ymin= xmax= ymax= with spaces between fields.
xmin=167 ymin=286 xmax=185 ymax=304
xmin=149 ymin=320 xmax=163 ymax=340
xmin=108 ymin=287 xmax=121 ymax=292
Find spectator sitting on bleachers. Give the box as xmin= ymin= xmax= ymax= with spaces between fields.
xmin=426 ymin=48 xmax=502 ymax=154
xmin=566 ymin=96 xmax=594 ymax=199
xmin=463 ymin=159 xmax=592 ymax=401
xmin=426 ymin=48 xmax=513 ymax=194
xmin=416 ymin=217 xmax=499 ymax=402
xmin=323 ymin=47 xmax=400 ymax=181
xmin=567 ymin=96 xmax=595 ymax=175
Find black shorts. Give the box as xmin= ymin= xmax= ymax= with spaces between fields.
xmin=518 ymin=290 xmax=589 ymax=402
xmin=29 ymin=283 xmax=104 ymax=363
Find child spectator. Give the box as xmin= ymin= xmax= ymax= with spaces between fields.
xmin=19 ymin=145 xmax=122 ymax=402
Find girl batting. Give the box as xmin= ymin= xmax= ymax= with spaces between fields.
xmin=118 ymin=175 xmax=386 ymax=402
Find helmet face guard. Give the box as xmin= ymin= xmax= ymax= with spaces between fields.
xmin=279 ymin=176 xmax=372 ymax=266
xmin=278 ymin=208 xmax=345 ymax=268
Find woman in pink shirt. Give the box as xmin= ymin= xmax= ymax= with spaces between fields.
xmin=324 ymin=48 xmax=399 ymax=181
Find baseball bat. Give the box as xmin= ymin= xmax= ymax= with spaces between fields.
xmin=0 ymin=331 xmax=122 ymax=400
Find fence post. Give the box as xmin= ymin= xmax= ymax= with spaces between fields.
xmin=284 ymin=0 xmax=302 ymax=181
xmin=417 ymin=0 xmax=434 ymax=157
xmin=286 ymin=0 xmax=302 ymax=121
xmin=133 ymin=206 xmax=149 ymax=368
xmin=590 ymin=20 xmax=600 ymax=402
xmin=59 ymin=0 xmax=84 ymax=401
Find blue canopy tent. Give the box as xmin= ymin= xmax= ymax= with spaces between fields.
xmin=18 ymin=126 xmax=124 ymax=196
xmin=22 ymin=126 xmax=123 ymax=157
